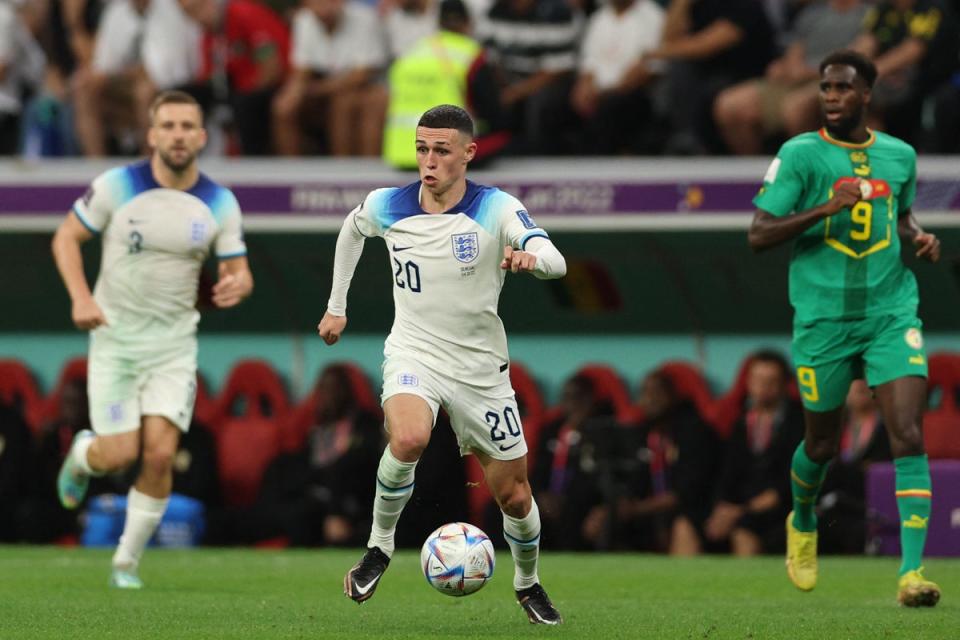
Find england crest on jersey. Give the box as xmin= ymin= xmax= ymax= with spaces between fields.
xmin=451 ymin=232 xmax=479 ymax=263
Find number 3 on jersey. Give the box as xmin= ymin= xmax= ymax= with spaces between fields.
xmin=393 ymin=257 xmax=421 ymax=292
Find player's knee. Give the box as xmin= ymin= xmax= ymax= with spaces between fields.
xmin=389 ymin=432 xmax=429 ymax=460
xmin=495 ymin=484 xmax=531 ymax=518
xmin=805 ymin=437 xmax=839 ymax=463
xmin=141 ymin=445 xmax=176 ymax=477
xmin=889 ymin=422 xmax=925 ymax=458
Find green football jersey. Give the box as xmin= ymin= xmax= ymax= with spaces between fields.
xmin=753 ymin=128 xmax=919 ymax=322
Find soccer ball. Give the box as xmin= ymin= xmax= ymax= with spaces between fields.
xmin=420 ymin=522 xmax=495 ymax=597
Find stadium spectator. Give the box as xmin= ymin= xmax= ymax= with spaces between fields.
xmin=18 ymin=377 xmax=94 ymax=542
xmin=700 ymin=351 xmax=803 ymax=556
xmin=482 ymin=0 xmax=582 ymax=154
xmin=272 ymin=0 xmax=388 ymax=156
xmin=207 ymin=365 xmax=382 ymax=546
xmin=644 ymin=0 xmax=776 ymax=155
xmin=580 ymin=370 xmax=719 ymax=554
xmin=569 ymin=0 xmax=665 ymax=154
xmin=0 ymin=0 xmax=46 ymax=154
xmin=383 ymin=0 xmax=509 ymax=168
xmin=818 ymin=379 xmax=891 ymax=554
xmin=179 ymin=0 xmax=290 ymax=155
xmin=383 ymin=0 xmax=439 ymax=59
xmin=851 ymin=0 xmax=960 ymax=146
xmin=528 ymin=373 xmax=615 ymax=550
xmin=713 ymin=0 xmax=867 ymax=156
xmin=0 ymin=400 xmax=33 ymax=541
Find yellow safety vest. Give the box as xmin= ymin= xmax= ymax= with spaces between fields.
xmin=383 ymin=31 xmax=481 ymax=169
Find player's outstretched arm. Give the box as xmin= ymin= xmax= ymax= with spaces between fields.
xmin=898 ymin=209 xmax=941 ymax=263
xmin=318 ymin=209 xmax=367 ymax=344
xmin=51 ymin=212 xmax=108 ymax=330
xmin=748 ymin=181 xmax=862 ymax=252
xmin=500 ymin=237 xmax=566 ymax=279
xmin=213 ymin=256 xmax=254 ymax=308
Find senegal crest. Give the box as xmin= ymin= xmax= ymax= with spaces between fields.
xmin=451 ymin=232 xmax=479 ymax=263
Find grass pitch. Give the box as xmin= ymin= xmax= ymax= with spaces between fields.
xmin=0 ymin=547 xmax=956 ymax=639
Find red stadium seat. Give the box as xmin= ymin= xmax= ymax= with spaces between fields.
xmin=215 ymin=415 xmax=282 ymax=507
xmin=658 ymin=361 xmax=713 ymax=423
xmin=210 ymin=359 xmax=290 ymax=430
xmin=193 ymin=373 xmax=217 ymax=428
xmin=284 ymin=362 xmax=381 ymax=452
xmin=707 ymin=356 xmax=754 ymax=439
xmin=575 ymin=363 xmax=634 ymax=422
xmin=41 ymin=357 xmax=88 ymax=427
xmin=0 ymin=359 xmax=45 ymax=434
xmin=924 ymin=352 xmax=960 ymax=460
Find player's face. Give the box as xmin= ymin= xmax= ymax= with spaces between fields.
xmin=416 ymin=127 xmax=477 ymax=197
xmin=819 ymin=64 xmax=869 ymax=137
xmin=148 ymin=103 xmax=206 ymax=173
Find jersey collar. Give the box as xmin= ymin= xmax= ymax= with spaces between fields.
xmin=818 ymin=127 xmax=876 ymax=149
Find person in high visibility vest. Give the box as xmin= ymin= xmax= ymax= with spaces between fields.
xmin=383 ymin=0 xmax=509 ymax=168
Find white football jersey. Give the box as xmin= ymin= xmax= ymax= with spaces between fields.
xmin=354 ymin=180 xmax=550 ymax=387
xmin=72 ymin=160 xmax=246 ymax=343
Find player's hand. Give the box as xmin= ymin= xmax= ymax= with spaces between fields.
xmin=913 ymin=232 xmax=940 ymax=262
xmin=72 ymin=296 xmax=108 ymax=330
xmin=500 ymin=245 xmax=538 ymax=273
xmin=318 ymin=311 xmax=347 ymax=345
xmin=212 ymin=273 xmax=249 ymax=308
xmin=824 ymin=181 xmax=862 ymax=216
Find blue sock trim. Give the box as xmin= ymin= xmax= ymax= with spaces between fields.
xmin=504 ymin=530 xmax=541 ymax=546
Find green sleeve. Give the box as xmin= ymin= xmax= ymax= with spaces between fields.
xmin=899 ymin=147 xmax=917 ymax=214
xmin=752 ymin=144 xmax=806 ymax=217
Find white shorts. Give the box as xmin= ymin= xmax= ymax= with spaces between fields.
xmin=88 ymin=336 xmax=197 ymax=435
xmin=381 ymin=354 xmax=527 ymax=461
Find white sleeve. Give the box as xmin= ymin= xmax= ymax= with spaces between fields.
xmin=524 ymin=236 xmax=566 ymax=280
xmin=214 ymin=190 xmax=247 ymax=258
xmin=291 ymin=9 xmax=316 ymax=70
xmin=326 ymin=208 xmax=367 ymax=315
xmin=72 ymin=169 xmax=122 ymax=234
xmin=92 ymin=0 xmax=144 ymax=74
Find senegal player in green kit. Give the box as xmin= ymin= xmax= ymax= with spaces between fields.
xmin=749 ymin=51 xmax=941 ymax=607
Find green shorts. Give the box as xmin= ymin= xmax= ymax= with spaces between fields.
xmin=791 ymin=314 xmax=928 ymax=412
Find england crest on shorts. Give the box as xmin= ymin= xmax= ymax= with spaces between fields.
xmin=451 ymin=232 xmax=479 ymax=263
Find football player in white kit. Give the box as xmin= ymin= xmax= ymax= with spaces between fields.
xmin=319 ymin=105 xmax=567 ymax=624
xmin=51 ymin=91 xmax=253 ymax=589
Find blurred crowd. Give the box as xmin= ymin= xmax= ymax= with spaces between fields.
xmin=1 ymin=0 xmax=959 ymax=161
xmin=4 ymin=350 xmax=956 ymax=554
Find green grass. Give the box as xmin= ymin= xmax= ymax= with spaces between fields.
xmin=0 ymin=547 xmax=957 ymax=639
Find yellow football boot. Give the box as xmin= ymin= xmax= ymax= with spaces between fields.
xmin=897 ymin=569 xmax=940 ymax=607
xmin=785 ymin=511 xmax=817 ymax=592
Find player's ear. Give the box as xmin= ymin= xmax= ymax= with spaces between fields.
xmin=146 ymin=124 xmax=157 ymax=150
xmin=464 ymin=141 xmax=477 ymax=164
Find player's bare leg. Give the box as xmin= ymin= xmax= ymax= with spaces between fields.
xmin=345 ymin=394 xmax=431 ymax=604
xmin=875 ymin=377 xmax=940 ymax=607
xmin=479 ymin=452 xmax=562 ymax=625
xmin=58 ymin=429 xmax=139 ymax=509
xmin=110 ymin=416 xmax=179 ymax=589
xmin=787 ymin=407 xmax=843 ymax=591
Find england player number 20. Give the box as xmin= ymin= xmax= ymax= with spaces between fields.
xmin=485 ymin=407 xmax=521 ymax=442
xmin=393 ymin=257 xmax=421 ymax=292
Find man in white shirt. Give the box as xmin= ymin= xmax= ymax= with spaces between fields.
xmin=52 ymin=91 xmax=253 ymax=588
xmin=272 ymin=0 xmax=388 ymax=156
xmin=570 ymin=0 xmax=664 ymax=153
xmin=319 ymin=104 xmax=566 ymax=625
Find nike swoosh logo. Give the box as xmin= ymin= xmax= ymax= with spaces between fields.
xmin=392 ymin=245 xmax=413 ymax=252
xmin=353 ymin=575 xmax=381 ymax=595
xmin=499 ymin=442 xmax=521 ymax=452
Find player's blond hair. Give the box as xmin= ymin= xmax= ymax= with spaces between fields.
xmin=148 ymin=90 xmax=203 ymax=125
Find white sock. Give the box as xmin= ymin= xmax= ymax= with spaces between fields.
xmin=367 ymin=446 xmax=417 ymax=558
xmin=71 ymin=432 xmax=104 ymax=477
xmin=503 ymin=499 xmax=541 ymax=591
xmin=112 ymin=488 xmax=168 ymax=571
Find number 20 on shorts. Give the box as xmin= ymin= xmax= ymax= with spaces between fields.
xmin=797 ymin=366 xmax=819 ymax=403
